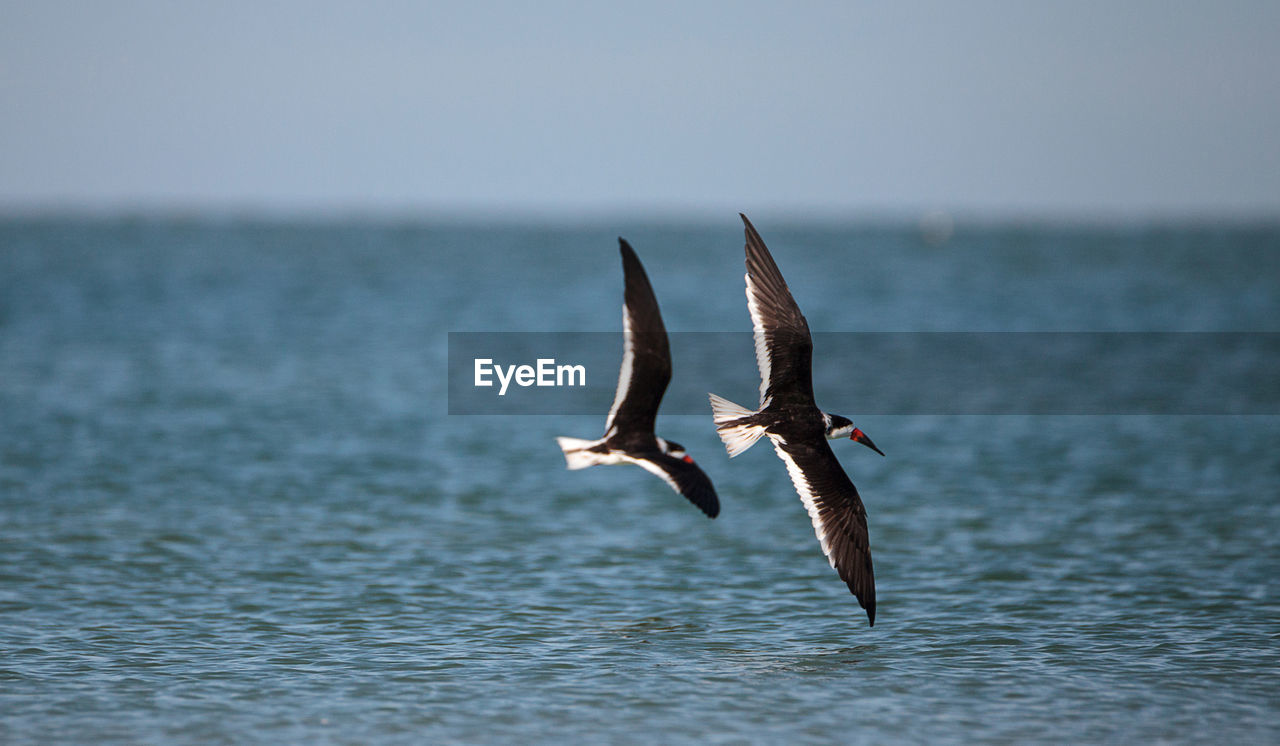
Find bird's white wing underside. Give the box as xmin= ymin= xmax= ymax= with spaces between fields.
xmin=604 ymin=304 xmax=635 ymax=436
xmin=768 ymin=436 xmax=836 ymax=568
xmin=744 ymin=272 xmax=773 ymax=409
xmin=627 ymin=455 xmax=683 ymax=496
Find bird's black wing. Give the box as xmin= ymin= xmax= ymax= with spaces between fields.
xmin=604 ymin=239 xmax=671 ymax=439
xmin=769 ymin=436 xmax=876 ymax=625
xmin=740 ymin=214 xmax=816 ymax=409
xmin=630 ymin=452 xmax=721 ymax=519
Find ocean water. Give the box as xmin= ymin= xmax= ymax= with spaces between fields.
xmin=1 ymin=216 xmax=1278 ymax=743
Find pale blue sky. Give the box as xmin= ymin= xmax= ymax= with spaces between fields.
xmin=2 ymin=1 xmax=1278 ymax=218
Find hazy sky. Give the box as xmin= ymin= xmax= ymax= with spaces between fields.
xmin=3 ymin=1 xmax=1278 ymax=218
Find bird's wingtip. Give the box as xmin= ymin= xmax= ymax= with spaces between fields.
xmin=618 ymin=237 xmax=639 ymax=264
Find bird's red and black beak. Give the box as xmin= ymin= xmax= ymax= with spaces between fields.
xmin=851 ymin=428 xmax=884 ymax=457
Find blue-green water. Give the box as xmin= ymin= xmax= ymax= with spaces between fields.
xmin=2 ymin=217 xmax=1278 ymax=743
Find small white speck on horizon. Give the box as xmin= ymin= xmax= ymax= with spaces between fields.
xmin=919 ymin=210 xmax=955 ymax=247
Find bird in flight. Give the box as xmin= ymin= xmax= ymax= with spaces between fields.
xmin=709 ymin=214 xmax=883 ymax=624
xmin=557 ymin=239 xmax=720 ymax=518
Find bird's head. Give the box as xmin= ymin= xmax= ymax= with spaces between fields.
xmin=660 ymin=438 xmax=696 ymax=464
xmin=824 ymin=414 xmax=885 ymax=457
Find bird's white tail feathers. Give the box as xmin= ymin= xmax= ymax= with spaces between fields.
xmin=556 ymin=436 xmax=605 ymax=470
xmin=708 ymin=393 xmax=766 ymax=457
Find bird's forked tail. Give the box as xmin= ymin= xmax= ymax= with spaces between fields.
xmin=555 ymin=436 xmax=604 ymax=470
xmin=708 ymin=394 xmax=767 ymax=457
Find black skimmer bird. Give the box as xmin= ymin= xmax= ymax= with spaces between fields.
xmin=556 ymin=239 xmax=720 ymax=519
xmin=709 ymin=214 xmax=884 ymax=625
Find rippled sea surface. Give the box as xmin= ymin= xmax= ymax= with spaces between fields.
xmin=2 ymin=217 xmax=1278 ymax=743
